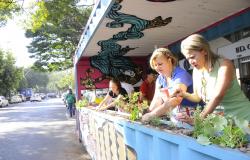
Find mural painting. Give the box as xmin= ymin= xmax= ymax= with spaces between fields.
xmin=78 ymin=58 xmax=110 ymax=90
xmin=88 ymin=0 xmax=172 ymax=85
xmin=79 ymin=109 xmax=137 ymax=160
xmin=78 ymin=57 xmax=147 ymax=95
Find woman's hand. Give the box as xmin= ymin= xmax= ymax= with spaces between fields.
xmin=176 ymin=112 xmax=194 ymax=125
xmin=96 ymin=104 xmax=108 ymax=111
xmin=170 ymin=88 xmax=184 ymax=98
xmin=142 ymin=112 xmax=156 ymax=122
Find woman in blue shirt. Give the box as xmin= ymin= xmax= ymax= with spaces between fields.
xmin=142 ymin=48 xmax=197 ymax=123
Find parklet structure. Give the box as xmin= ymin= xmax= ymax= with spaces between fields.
xmin=74 ymin=0 xmax=250 ymax=160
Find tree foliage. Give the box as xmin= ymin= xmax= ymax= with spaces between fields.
xmin=0 ymin=0 xmax=20 ymax=27
xmin=18 ymin=67 xmax=73 ymax=93
xmin=25 ymin=0 xmax=91 ymax=71
xmin=0 ymin=49 xmax=23 ymax=97
xmin=21 ymin=68 xmax=49 ymax=92
xmin=47 ymin=69 xmax=74 ymax=92
xmin=56 ymin=69 xmax=74 ymax=90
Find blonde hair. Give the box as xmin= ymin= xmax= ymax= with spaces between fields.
xmin=150 ymin=48 xmax=178 ymax=70
xmin=181 ymin=34 xmax=219 ymax=70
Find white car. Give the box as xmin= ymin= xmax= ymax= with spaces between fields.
xmin=17 ymin=94 xmax=26 ymax=102
xmin=0 ymin=96 xmax=9 ymax=107
xmin=10 ymin=95 xmax=22 ymax=103
xmin=30 ymin=94 xmax=42 ymax=102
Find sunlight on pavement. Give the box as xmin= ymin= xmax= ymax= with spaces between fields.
xmin=0 ymin=120 xmax=75 ymax=136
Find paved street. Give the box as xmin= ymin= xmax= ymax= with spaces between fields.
xmin=0 ymin=98 xmax=91 ymax=160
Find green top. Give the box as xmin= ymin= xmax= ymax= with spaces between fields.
xmin=193 ymin=58 xmax=250 ymax=121
xmin=66 ymin=93 xmax=76 ymax=104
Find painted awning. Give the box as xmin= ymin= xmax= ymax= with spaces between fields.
xmin=75 ymin=0 xmax=250 ymax=64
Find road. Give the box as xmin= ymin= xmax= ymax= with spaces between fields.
xmin=0 ymin=98 xmax=91 ymax=160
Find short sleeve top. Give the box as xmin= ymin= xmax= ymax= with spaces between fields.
xmin=156 ymin=67 xmax=197 ymax=107
xmin=108 ymin=87 xmax=127 ymax=98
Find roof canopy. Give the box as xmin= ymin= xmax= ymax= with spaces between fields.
xmin=75 ymin=0 xmax=250 ymax=64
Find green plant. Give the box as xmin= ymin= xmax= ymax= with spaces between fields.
xmin=216 ymin=119 xmax=247 ymax=148
xmin=193 ymin=109 xmax=248 ymax=148
xmin=149 ymin=117 xmax=162 ymax=126
xmin=130 ymin=107 xmax=140 ymax=121
xmin=115 ymin=92 xmax=149 ymax=121
xmin=76 ymin=98 xmax=89 ymax=109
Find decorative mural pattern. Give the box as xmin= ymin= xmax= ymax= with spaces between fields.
xmin=89 ymin=0 xmax=172 ymax=85
xmin=80 ymin=67 xmax=109 ymax=89
xmin=79 ymin=110 xmax=137 ymax=160
xmin=78 ymin=58 xmax=110 ymax=90
xmin=80 ymin=68 xmax=96 ymax=89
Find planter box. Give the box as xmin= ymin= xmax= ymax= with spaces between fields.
xmin=78 ymin=108 xmax=250 ymax=160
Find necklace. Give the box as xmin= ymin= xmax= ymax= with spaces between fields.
xmin=201 ymin=71 xmax=207 ymax=103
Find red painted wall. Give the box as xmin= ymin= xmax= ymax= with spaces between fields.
xmin=76 ymin=56 xmax=149 ymax=99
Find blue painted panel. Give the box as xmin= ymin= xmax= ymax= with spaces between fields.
xmin=136 ymin=131 xmax=154 ymax=160
xmin=187 ymin=149 xmax=220 ymax=160
xmin=157 ymin=138 xmax=179 ymax=160
xmin=115 ymin=120 xmax=250 ymax=160
xmin=123 ymin=126 xmax=136 ymax=147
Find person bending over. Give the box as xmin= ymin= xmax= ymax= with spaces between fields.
xmin=142 ymin=48 xmax=197 ymax=123
xmin=173 ymin=34 xmax=250 ymax=124
xmin=98 ymin=78 xmax=128 ymax=111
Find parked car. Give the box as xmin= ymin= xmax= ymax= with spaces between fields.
xmin=30 ymin=94 xmax=42 ymax=102
xmin=10 ymin=95 xmax=22 ymax=103
xmin=39 ymin=93 xmax=46 ymax=99
xmin=47 ymin=93 xmax=57 ymax=98
xmin=0 ymin=96 xmax=9 ymax=107
xmin=17 ymin=94 xmax=26 ymax=102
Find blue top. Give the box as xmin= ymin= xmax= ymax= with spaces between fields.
xmin=156 ymin=67 xmax=197 ymax=107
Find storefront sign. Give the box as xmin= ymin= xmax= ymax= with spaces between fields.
xmin=218 ymin=37 xmax=250 ymax=60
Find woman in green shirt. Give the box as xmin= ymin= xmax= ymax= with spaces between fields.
xmin=174 ymin=34 xmax=250 ymax=123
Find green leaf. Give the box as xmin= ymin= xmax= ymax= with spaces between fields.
xmin=213 ymin=115 xmax=227 ymax=131
xmin=197 ymin=135 xmax=211 ymax=146
xmin=234 ymin=118 xmax=250 ymax=134
xmin=192 ymin=112 xmax=248 ymax=148
xmin=25 ymin=0 xmax=92 ymax=71
xmin=76 ymin=98 xmax=89 ymax=109
xmin=149 ymin=117 xmax=162 ymax=126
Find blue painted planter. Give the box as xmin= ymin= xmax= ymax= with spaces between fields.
xmin=118 ymin=120 xmax=250 ymax=160
xmin=78 ymin=108 xmax=250 ymax=160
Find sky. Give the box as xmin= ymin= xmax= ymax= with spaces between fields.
xmin=0 ymin=0 xmax=93 ymax=68
xmin=0 ymin=19 xmax=35 ymax=67
xmin=0 ymin=0 xmax=35 ymax=68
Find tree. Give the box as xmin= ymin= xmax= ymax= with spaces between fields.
xmin=47 ymin=69 xmax=74 ymax=92
xmin=25 ymin=0 xmax=91 ymax=71
xmin=20 ymin=68 xmax=49 ymax=93
xmin=0 ymin=0 xmax=20 ymax=27
xmin=18 ymin=76 xmax=28 ymax=89
xmin=18 ymin=68 xmax=73 ymax=94
xmin=56 ymin=69 xmax=74 ymax=90
xmin=0 ymin=49 xmax=23 ymax=97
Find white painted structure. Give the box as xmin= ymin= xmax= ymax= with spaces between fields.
xmin=218 ymin=37 xmax=250 ymax=60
